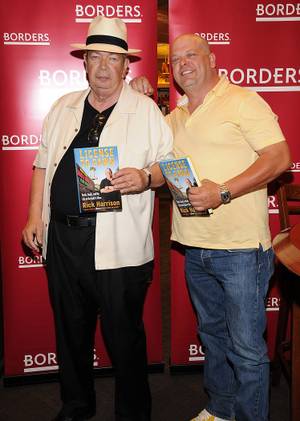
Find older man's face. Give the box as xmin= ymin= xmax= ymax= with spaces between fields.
xmin=85 ymin=50 xmax=128 ymax=98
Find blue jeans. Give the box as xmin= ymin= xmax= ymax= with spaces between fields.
xmin=185 ymin=245 xmax=274 ymax=421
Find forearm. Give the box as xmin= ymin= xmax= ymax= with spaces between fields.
xmin=188 ymin=141 xmax=291 ymax=211
xmin=28 ymin=167 xmax=46 ymax=219
xmin=22 ymin=167 xmax=46 ymax=251
xmin=226 ymin=141 xmax=291 ymax=198
xmin=148 ymin=163 xmax=165 ymax=188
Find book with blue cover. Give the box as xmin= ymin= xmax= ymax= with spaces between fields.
xmin=73 ymin=146 xmax=122 ymax=213
xmin=159 ymin=157 xmax=212 ymax=217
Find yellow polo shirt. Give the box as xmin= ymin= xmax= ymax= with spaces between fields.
xmin=166 ymin=76 xmax=285 ymax=250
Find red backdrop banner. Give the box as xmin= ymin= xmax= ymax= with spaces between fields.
xmin=169 ymin=0 xmax=300 ymax=366
xmin=0 ymin=0 xmax=162 ymax=378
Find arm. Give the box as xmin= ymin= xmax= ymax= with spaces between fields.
xmin=111 ymin=163 xmax=164 ymax=194
xmin=149 ymin=163 xmax=165 ymax=187
xmin=188 ymin=141 xmax=291 ymax=211
xmin=22 ymin=167 xmax=45 ymax=252
xmin=225 ymin=141 xmax=291 ymax=197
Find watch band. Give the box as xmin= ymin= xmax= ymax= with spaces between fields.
xmin=142 ymin=168 xmax=152 ymax=189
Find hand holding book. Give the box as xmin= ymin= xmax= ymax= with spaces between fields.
xmin=111 ymin=167 xmax=149 ymax=194
xmin=187 ymin=179 xmax=222 ymax=212
xmin=159 ymin=157 xmax=213 ymax=217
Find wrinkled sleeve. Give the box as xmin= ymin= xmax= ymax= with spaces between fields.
xmin=148 ymin=102 xmax=174 ymax=166
xmin=239 ymin=92 xmax=285 ymax=152
xmin=33 ymin=111 xmax=50 ymax=169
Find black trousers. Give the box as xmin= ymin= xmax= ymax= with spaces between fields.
xmin=46 ymin=219 xmax=153 ymax=421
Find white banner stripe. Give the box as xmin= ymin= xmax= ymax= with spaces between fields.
xmin=2 ymin=146 xmax=39 ymax=151
xmin=266 ymin=307 xmax=280 ymax=312
xmin=24 ymin=361 xmax=98 ymax=373
xmin=287 ymin=169 xmax=300 ymax=172
xmin=188 ymin=356 xmax=205 ymax=361
xmin=4 ymin=42 xmax=50 ymax=45
xmin=256 ymin=17 xmax=300 ymax=22
xmin=75 ymin=18 xmax=94 ymax=23
xmin=248 ymin=86 xmax=300 ymax=92
xmin=75 ymin=18 xmax=141 ymax=23
xmin=269 ymin=209 xmax=279 ymax=214
xmin=24 ymin=365 xmax=58 ymax=373
xmin=18 ymin=264 xmax=44 ymax=269
xmin=121 ymin=19 xmax=142 ymax=23
xmin=208 ymin=41 xmax=230 ymax=45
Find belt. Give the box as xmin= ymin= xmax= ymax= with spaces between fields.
xmin=51 ymin=211 xmax=97 ymax=227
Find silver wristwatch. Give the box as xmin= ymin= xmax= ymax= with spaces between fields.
xmin=219 ymin=183 xmax=231 ymax=204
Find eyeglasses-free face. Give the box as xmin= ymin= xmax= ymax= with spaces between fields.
xmin=84 ymin=51 xmax=128 ymax=102
xmin=87 ymin=113 xmax=106 ymax=144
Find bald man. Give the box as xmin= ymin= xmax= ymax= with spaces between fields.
xmin=132 ymin=34 xmax=290 ymax=421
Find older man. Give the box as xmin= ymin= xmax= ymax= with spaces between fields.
xmin=132 ymin=34 xmax=290 ymax=421
xmin=22 ymin=16 xmax=172 ymax=421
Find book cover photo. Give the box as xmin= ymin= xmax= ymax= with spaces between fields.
xmin=159 ymin=157 xmax=212 ymax=217
xmin=74 ymin=146 xmax=122 ymax=213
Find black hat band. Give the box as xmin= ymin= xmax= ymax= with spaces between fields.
xmin=86 ymin=35 xmax=128 ymax=51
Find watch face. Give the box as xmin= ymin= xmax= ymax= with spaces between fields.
xmin=221 ymin=191 xmax=231 ymax=204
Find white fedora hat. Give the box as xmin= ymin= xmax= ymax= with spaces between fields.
xmin=70 ymin=15 xmax=141 ymax=55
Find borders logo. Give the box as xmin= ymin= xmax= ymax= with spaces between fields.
xmin=219 ymin=67 xmax=300 ymax=92
xmin=266 ymin=296 xmax=280 ymax=312
xmin=75 ymin=3 xmax=143 ymax=23
xmin=18 ymin=255 xmax=44 ymax=269
xmin=1 ymin=134 xmax=41 ymax=151
xmin=24 ymin=349 xmax=100 ymax=373
xmin=288 ymin=161 xmax=300 ymax=173
xmin=256 ymin=3 xmax=300 ymax=22
xmin=195 ymin=32 xmax=231 ymax=45
xmin=268 ymin=195 xmax=279 ymax=215
xmin=188 ymin=344 xmax=205 ymax=362
xmin=38 ymin=69 xmax=87 ymax=87
xmin=3 ymin=32 xmax=50 ymax=46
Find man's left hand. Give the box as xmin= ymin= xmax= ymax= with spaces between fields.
xmin=188 ymin=179 xmax=222 ymax=211
xmin=129 ymin=76 xmax=154 ymax=96
xmin=112 ymin=168 xmax=148 ymax=194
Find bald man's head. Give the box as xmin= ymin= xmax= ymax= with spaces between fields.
xmin=172 ymin=33 xmax=211 ymax=55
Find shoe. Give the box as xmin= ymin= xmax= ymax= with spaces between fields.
xmin=190 ymin=408 xmax=234 ymax=421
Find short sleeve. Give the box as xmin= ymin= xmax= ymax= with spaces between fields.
xmin=239 ymin=92 xmax=285 ymax=152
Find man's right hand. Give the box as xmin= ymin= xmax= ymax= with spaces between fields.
xmin=22 ymin=217 xmax=43 ymax=253
xmin=130 ymin=76 xmax=154 ymax=96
